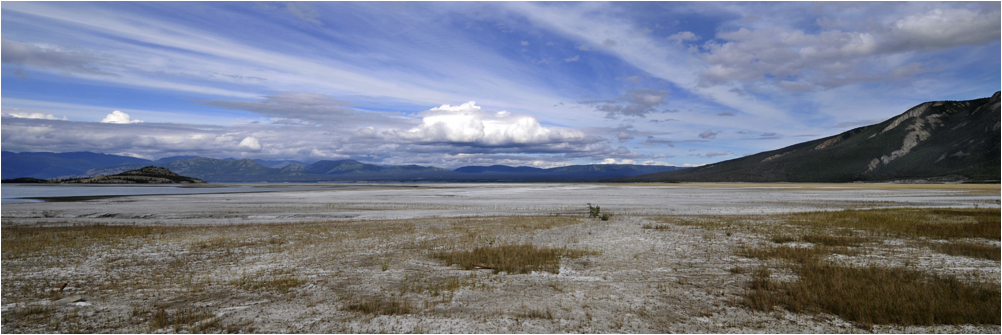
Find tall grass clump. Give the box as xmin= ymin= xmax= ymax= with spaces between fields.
xmin=144 ymin=306 xmax=214 ymax=331
xmin=741 ymin=245 xmax=1000 ymax=326
xmin=800 ymin=234 xmax=869 ymax=246
xmin=784 ymin=208 xmax=1000 ymax=240
xmin=2 ymin=225 xmax=173 ymax=259
xmin=230 ymin=275 xmax=301 ymax=293
xmin=344 ymin=295 xmax=413 ymax=315
xmin=931 ymin=242 xmax=1001 ymax=261
xmin=434 ymin=243 xmax=592 ymax=274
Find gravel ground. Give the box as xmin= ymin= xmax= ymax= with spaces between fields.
xmin=2 ymin=183 xmax=999 ymax=333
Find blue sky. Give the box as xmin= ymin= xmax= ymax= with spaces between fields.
xmin=2 ymin=2 xmax=999 ymax=168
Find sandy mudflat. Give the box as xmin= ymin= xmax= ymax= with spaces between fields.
xmin=2 ymin=183 xmax=999 ymax=333
xmin=2 ymin=183 xmax=998 ymax=226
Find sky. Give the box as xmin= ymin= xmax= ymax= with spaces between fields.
xmin=2 ymin=2 xmax=999 ymax=168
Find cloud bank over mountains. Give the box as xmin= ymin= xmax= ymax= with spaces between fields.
xmin=1 ymin=2 xmax=998 ymax=168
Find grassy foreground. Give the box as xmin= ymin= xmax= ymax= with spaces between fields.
xmin=2 ymin=207 xmax=999 ymax=332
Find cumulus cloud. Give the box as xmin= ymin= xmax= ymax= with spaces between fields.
xmin=398 ymin=101 xmax=591 ymax=147
xmin=101 ymin=110 xmax=143 ymax=124
xmin=564 ymin=55 xmax=580 ymax=62
xmin=239 ymin=136 xmax=262 ymax=151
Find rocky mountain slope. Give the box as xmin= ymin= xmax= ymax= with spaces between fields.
xmin=618 ymin=92 xmax=1001 ymax=183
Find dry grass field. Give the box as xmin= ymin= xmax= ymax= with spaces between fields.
xmin=1 ymin=183 xmax=999 ymax=333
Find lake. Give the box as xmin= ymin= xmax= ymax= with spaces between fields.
xmin=0 ymin=183 xmax=378 ymax=204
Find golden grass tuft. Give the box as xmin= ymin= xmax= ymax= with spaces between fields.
xmin=518 ymin=307 xmax=554 ymax=319
xmin=930 ymin=242 xmax=1001 ymax=261
xmin=800 ymin=234 xmax=869 ymax=246
xmin=741 ymin=245 xmax=1000 ymax=326
xmin=784 ymin=208 xmax=1000 ymax=240
xmin=230 ymin=275 xmax=301 ymax=293
xmin=344 ymin=295 xmax=414 ymax=315
xmin=434 ymin=243 xmax=593 ymax=274
xmin=745 ymin=263 xmax=1000 ymax=326
xmin=739 ymin=245 xmax=829 ymax=263
xmin=145 ymin=306 xmax=214 ymax=331
xmin=1 ymin=225 xmax=173 ymax=259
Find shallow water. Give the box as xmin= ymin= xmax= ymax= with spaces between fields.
xmin=0 ymin=183 xmax=373 ymax=204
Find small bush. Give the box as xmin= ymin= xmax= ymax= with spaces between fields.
xmin=587 ymin=203 xmax=601 ymax=218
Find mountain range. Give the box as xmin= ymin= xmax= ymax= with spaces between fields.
xmin=1 ymin=152 xmax=683 ymax=182
xmin=616 ymin=91 xmax=1000 ymax=183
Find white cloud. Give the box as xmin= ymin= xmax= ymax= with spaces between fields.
xmin=599 ymin=158 xmax=636 ymax=165
xmin=521 ymin=40 xmax=529 ymax=46
xmin=698 ymin=6 xmax=999 ymax=91
xmin=101 ymin=110 xmax=143 ymax=124
xmin=399 ymin=101 xmax=589 ymax=146
xmin=891 ymin=8 xmax=1001 ymax=49
xmin=639 ymin=160 xmax=677 ymax=166
xmin=666 ymin=31 xmax=699 ymax=43
xmin=238 ymin=136 xmax=262 ymax=151
xmin=1 ymin=111 xmax=66 ymax=120
xmin=564 ymin=55 xmax=579 ymax=62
